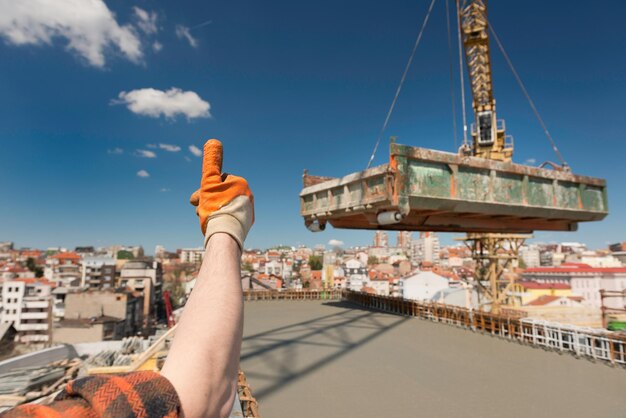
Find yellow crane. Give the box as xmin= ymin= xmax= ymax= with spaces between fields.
xmin=458 ymin=0 xmax=512 ymax=161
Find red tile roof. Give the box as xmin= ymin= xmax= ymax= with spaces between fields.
xmin=50 ymin=252 xmax=81 ymax=260
xmin=526 ymin=295 xmax=583 ymax=306
xmin=524 ymin=263 xmax=626 ymax=274
xmin=527 ymin=295 xmax=560 ymax=306
xmin=10 ymin=278 xmax=56 ymax=287
xmin=6 ymin=267 xmax=28 ymax=273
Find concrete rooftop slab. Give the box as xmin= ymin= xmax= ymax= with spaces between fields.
xmin=241 ymin=301 xmax=625 ymax=418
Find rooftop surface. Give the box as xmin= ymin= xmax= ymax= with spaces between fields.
xmin=241 ymin=300 xmax=624 ymax=418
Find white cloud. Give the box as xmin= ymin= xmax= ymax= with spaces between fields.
xmin=152 ymin=41 xmax=162 ymax=52
xmin=525 ymin=158 xmax=537 ymax=165
xmin=189 ymin=145 xmax=202 ymax=157
xmin=328 ymin=239 xmax=344 ymax=247
xmin=133 ymin=7 xmax=157 ymax=35
xmin=175 ymin=25 xmax=198 ymax=48
xmin=0 ymin=0 xmax=143 ymax=67
xmin=146 ymin=143 xmax=157 ymax=148
xmin=107 ymin=147 xmax=123 ymax=154
xmin=137 ymin=169 xmax=150 ymax=178
xmin=159 ymin=143 xmax=181 ymax=152
xmin=160 ymin=187 xmax=171 ymax=192
xmin=114 ymin=87 xmax=210 ymax=120
xmin=136 ymin=149 xmax=157 ymax=158
xmin=184 ymin=156 xmax=192 ymax=162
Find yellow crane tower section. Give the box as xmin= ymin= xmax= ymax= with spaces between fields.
xmin=459 ymin=0 xmax=512 ymax=162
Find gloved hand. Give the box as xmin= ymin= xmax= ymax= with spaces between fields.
xmin=189 ymin=139 xmax=254 ymax=249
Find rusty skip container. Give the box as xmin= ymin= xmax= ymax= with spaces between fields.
xmin=300 ymin=142 xmax=608 ymax=233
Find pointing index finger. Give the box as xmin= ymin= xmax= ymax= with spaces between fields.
xmin=202 ymin=139 xmax=223 ymax=180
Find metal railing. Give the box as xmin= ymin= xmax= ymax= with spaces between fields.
xmin=243 ymin=290 xmax=343 ymax=301
xmin=344 ymin=291 xmax=626 ymax=366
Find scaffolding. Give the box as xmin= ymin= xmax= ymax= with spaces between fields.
xmin=458 ymin=233 xmax=530 ymax=314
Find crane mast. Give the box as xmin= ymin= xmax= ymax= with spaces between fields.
xmin=458 ymin=0 xmax=521 ymax=313
xmin=459 ymin=0 xmax=512 ymax=162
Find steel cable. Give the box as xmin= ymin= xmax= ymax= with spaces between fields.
xmin=489 ymin=23 xmax=569 ymax=169
xmin=445 ymin=0 xmax=459 ymax=150
xmin=366 ymin=0 xmax=438 ymax=169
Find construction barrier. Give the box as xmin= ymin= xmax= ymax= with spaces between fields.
xmin=243 ymin=289 xmax=343 ymax=301
xmin=344 ymin=291 xmax=626 ymax=367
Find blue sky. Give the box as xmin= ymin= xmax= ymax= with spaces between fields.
xmin=0 ymin=0 xmax=625 ymax=253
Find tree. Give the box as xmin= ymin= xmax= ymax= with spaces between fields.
xmin=242 ymin=261 xmax=254 ymax=272
xmin=25 ymin=257 xmax=36 ymax=272
xmin=518 ymin=258 xmax=527 ymax=269
xmin=117 ymin=250 xmax=135 ymax=260
xmin=308 ymin=255 xmax=323 ymax=271
xmin=25 ymin=257 xmax=44 ymax=278
xmin=368 ymin=255 xmax=379 ymax=265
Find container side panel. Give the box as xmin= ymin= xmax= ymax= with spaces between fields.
xmin=582 ymin=186 xmax=605 ymax=211
xmin=494 ymin=172 xmax=523 ymax=204
xmin=407 ymin=160 xmax=451 ymax=198
xmin=331 ymin=187 xmax=346 ymax=209
xmin=303 ymin=195 xmax=314 ymax=212
xmin=557 ymin=182 xmax=580 ymax=209
xmin=366 ymin=176 xmax=386 ymax=198
xmin=315 ymin=191 xmax=328 ymax=208
xmin=528 ymin=177 xmax=553 ymax=207
xmin=458 ymin=166 xmax=490 ymax=202
xmin=348 ymin=183 xmax=363 ymax=204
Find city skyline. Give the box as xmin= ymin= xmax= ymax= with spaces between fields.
xmin=1 ymin=0 xmax=625 ymax=251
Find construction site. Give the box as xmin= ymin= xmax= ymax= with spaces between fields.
xmin=0 ymin=291 xmax=624 ymax=417
xmin=0 ymin=0 xmax=622 ymax=417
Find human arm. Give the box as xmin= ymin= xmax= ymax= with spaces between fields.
xmin=161 ymin=138 xmax=254 ymax=417
xmin=160 ymin=233 xmax=243 ymax=418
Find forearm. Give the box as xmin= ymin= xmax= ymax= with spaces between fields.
xmin=162 ymin=233 xmax=243 ymax=418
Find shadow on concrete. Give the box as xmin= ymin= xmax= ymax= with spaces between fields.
xmin=241 ymin=301 xmax=408 ymax=399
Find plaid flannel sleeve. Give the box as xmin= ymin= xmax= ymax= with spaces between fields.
xmin=1 ymin=371 xmax=181 ymax=418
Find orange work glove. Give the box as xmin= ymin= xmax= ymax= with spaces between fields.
xmin=189 ymin=139 xmax=254 ymax=249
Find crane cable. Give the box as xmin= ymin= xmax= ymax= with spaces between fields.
xmin=445 ymin=0 xmax=458 ymax=150
xmin=489 ymin=23 xmax=570 ymax=170
xmin=366 ymin=0 xmax=437 ymax=169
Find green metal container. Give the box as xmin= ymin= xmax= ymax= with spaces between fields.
xmin=300 ymin=142 xmax=608 ymax=233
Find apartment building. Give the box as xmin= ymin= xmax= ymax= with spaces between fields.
xmin=63 ymin=288 xmax=143 ymax=337
xmin=120 ymin=260 xmax=163 ymax=327
xmin=81 ymin=257 xmax=116 ymax=289
xmin=179 ymin=248 xmax=204 ymax=264
xmin=412 ymin=232 xmax=440 ymax=264
xmin=1 ymin=279 xmax=53 ymax=343
xmin=44 ymin=252 xmax=81 ymax=287
xmin=523 ymin=263 xmax=626 ymax=309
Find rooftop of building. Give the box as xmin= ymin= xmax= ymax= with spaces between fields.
xmin=526 ymin=295 xmax=584 ymax=306
xmin=49 ymin=252 xmax=80 ymax=260
xmin=518 ymin=281 xmax=571 ymax=290
xmin=524 ymin=263 xmax=626 ymax=274
xmin=122 ymin=260 xmax=155 ymax=269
